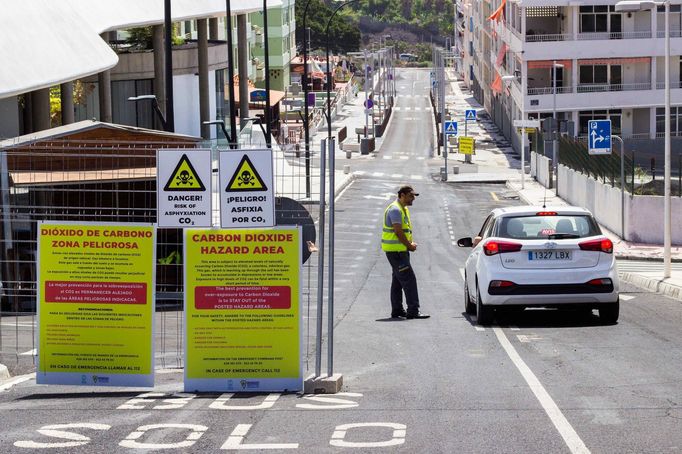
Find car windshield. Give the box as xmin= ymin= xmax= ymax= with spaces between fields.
xmin=499 ymin=214 xmax=601 ymax=240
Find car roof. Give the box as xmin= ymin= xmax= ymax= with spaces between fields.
xmin=491 ymin=205 xmax=593 ymax=218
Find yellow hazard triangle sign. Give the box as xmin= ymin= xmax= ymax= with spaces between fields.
xmin=226 ymin=155 xmax=268 ymax=192
xmin=164 ymin=154 xmax=206 ymax=191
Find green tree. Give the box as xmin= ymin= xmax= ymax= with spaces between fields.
xmin=295 ymin=0 xmax=361 ymax=53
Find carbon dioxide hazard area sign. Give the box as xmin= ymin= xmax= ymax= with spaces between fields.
xmin=219 ymin=149 xmax=275 ymax=228
xmin=157 ymin=149 xmax=212 ymax=227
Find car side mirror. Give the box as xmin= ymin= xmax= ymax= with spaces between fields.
xmin=457 ymin=237 xmax=473 ymax=247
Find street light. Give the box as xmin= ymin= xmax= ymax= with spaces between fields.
xmin=127 ymin=95 xmax=169 ymax=132
xmin=552 ymin=61 xmax=564 ymax=190
xmin=615 ymin=0 xmax=671 ymax=277
xmin=203 ymin=119 xmax=234 ymax=144
xmin=502 ymin=74 xmax=526 ymax=189
xmin=301 ymin=0 xmax=315 ymax=197
xmin=325 ymin=0 xmax=360 ymax=143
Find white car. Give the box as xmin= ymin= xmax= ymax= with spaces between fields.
xmin=457 ymin=206 xmax=619 ymax=325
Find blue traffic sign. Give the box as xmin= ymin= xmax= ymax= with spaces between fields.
xmin=588 ymin=120 xmax=611 ymax=155
xmin=465 ymin=109 xmax=477 ymax=121
xmin=444 ymin=121 xmax=458 ymax=136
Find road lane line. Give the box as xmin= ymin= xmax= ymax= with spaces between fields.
xmin=493 ymin=327 xmax=590 ymax=454
xmin=490 ymin=191 xmax=499 ymax=201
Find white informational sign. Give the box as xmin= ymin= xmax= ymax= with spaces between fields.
xmin=219 ymin=149 xmax=275 ymax=228
xmin=513 ymin=119 xmax=541 ymax=128
xmin=157 ymin=149 xmax=212 ymax=227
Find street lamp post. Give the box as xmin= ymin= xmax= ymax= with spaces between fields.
xmin=127 ymin=95 xmax=169 ymax=132
xmin=615 ymin=0 xmax=672 ymax=277
xmin=552 ymin=61 xmax=563 ymax=192
xmin=301 ymin=0 xmax=315 ymax=196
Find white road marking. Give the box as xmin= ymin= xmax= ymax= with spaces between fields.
xmin=221 ymin=424 xmax=298 ymax=450
xmin=620 ymin=294 xmax=635 ymax=301
xmin=459 ymin=268 xmax=465 ymax=281
xmin=119 ymin=424 xmax=207 ymax=450
xmin=409 ymin=175 xmax=424 ymax=180
xmin=517 ymin=334 xmax=542 ymax=343
xmin=474 ymin=326 xmax=485 ymax=332
xmin=493 ymin=327 xmax=590 ymax=454
xmin=372 ymin=172 xmax=385 ymax=177
xmin=15 ymin=423 xmax=110 ymax=449
xmin=20 ymin=349 xmax=36 ymax=356
xmin=330 ymin=422 xmax=406 ymax=448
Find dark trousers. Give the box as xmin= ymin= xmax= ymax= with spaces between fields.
xmin=385 ymin=251 xmax=420 ymax=315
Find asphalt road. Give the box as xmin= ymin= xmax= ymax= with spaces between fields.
xmin=1 ymin=69 xmax=682 ymax=453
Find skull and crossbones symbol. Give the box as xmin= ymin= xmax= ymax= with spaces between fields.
xmin=175 ymin=170 xmax=193 ymax=185
xmin=238 ymin=170 xmax=255 ymax=186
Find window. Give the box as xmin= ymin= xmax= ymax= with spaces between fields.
xmin=580 ymin=5 xmax=621 ymax=34
xmin=656 ymin=107 xmax=682 ymax=136
xmin=111 ymin=79 xmax=154 ymax=129
xmin=580 ymin=65 xmax=608 ymax=84
xmin=579 ymin=110 xmax=622 ymax=135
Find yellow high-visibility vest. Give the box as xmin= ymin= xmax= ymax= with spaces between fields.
xmin=381 ymin=201 xmax=412 ymax=252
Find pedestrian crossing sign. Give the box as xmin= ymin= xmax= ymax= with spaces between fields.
xmin=444 ymin=121 xmax=458 ymax=135
xmin=163 ymin=154 xmax=206 ymax=191
xmin=226 ymin=155 xmax=268 ymax=192
xmin=465 ymin=109 xmax=476 ymax=121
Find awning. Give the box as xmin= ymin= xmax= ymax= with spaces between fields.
xmin=578 ymin=57 xmax=651 ymax=65
xmin=0 ymin=0 xmax=282 ymax=100
xmin=527 ymin=60 xmax=573 ymax=69
xmin=495 ymin=43 xmax=509 ymax=68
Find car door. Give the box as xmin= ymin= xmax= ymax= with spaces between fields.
xmin=466 ymin=213 xmax=494 ymax=294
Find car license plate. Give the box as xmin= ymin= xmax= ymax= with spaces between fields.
xmin=528 ymin=250 xmax=571 ymax=260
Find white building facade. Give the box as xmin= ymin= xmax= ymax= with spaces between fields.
xmin=464 ymin=0 xmax=682 ymax=155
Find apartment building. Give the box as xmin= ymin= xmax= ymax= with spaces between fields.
xmin=464 ymin=0 xmax=682 ymax=155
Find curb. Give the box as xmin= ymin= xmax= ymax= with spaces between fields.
xmin=0 ymin=364 xmax=9 ymax=380
xmin=620 ymin=272 xmax=682 ymax=301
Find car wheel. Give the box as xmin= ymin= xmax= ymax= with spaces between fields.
xmin=476 ymin=285 xmax=494 ymax=325
xmin=464 ymin=278 xmax=476 ymax=315
xmin=598 ymin=299 xmax=619 ymax=325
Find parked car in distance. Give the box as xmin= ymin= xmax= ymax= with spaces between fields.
xmin=457 ymin=206 xmax=619 ymax=325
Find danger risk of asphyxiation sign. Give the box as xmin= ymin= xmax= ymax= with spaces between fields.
xmin=219 ymin=149 xmax=275 ymax=228
xmin=157 ymin=149 xmax=212 ymax=227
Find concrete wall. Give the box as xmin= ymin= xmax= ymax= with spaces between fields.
xmin=531 ymin=152 xmax=682 ymax=245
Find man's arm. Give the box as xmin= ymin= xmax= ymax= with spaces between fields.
xmin=392 ymin=223 xmax=417 ymax=251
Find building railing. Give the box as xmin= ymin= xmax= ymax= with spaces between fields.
xmin=524 ymin=29 xmax=662 ymax=42
xmin=577 ymin=82 xmax=652 ymax=93
xmin=656 ymin=30 xmax=682 ymax=38
xmin=528 ymin=82 xmax=656 ymax=95
xmin=525 ymin=33 xmax=570 ymax=42
xmin=656 ymin=80 xmax=682 ymax=89
xmin=527 ymin=86 xmax=573 ymax=95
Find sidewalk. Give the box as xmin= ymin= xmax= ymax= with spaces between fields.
xmin=441 ymin=69 xmax=682 ymax=301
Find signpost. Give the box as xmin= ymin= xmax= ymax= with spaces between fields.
xmin=588 ymin=119 xmax=612 ymax=155
xmin=37 ymin=222 xmax=155 ymax=387
xmin=219 ymin=149 xmax=275 ymax=228
xmin=157 ymin=149 xmax=212 ymax=228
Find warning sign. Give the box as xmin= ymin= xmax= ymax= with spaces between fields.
xmin=219 ymin=149 xmax=274 ymax=228
xmin=164 ymin=154 xmax=206 ymax=191
xmin=37 ymin=222 xmax=155 ymax=388
xmin=157 ymin=149 xmax=212 ymax=228
xmin=184 ymin=227 xmax=302 ymax=392
xmin=458 ymin=136 xmax=475 ymax=155
xmin=226 ymin=155 xmax=268 ymax=191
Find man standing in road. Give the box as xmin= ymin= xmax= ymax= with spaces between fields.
xmin=381 ymin=185 xmax=430 ymax=319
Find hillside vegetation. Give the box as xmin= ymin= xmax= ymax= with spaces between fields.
xmin=296 ymin=0 xmax=454 ymax=62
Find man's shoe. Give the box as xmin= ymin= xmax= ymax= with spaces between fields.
xmin=406 ymin=312 xmax=430 ymax=319
xmin=391 ymin=311 xmax=407 ymax=318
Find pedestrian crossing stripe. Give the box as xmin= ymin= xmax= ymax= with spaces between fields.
xmin=163 ymin=154 xmax=206 ymax=191
xmin=225 ymin=154 xmax=268 ymax=192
